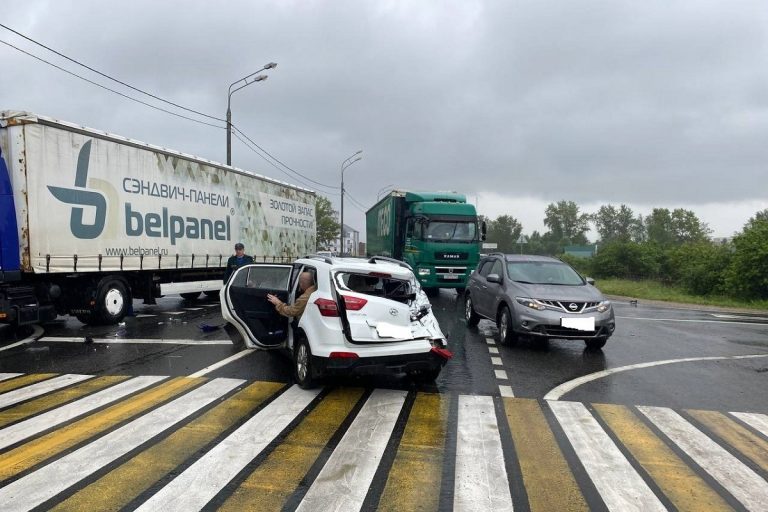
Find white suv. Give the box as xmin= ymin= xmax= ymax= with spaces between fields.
xmin=221 ymin=255 xmax=451 ymax=388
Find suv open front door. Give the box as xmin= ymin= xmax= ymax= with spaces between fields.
xmin=223 ymin=264 xmax=294 ymax=348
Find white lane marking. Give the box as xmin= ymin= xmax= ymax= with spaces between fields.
xmin=39 ymin=337 xmax=231 ymax=345
xmin=188 ymin=349 xmax=256 ymax=378
xmin=0 ymin=325 xmax=44 ymax=352
xmin=712 ymin=313 xmax=768 ymax=321
xmin=488 ymin=347 xmax=500 ymax=354
xmin=454 ymin=395 xmax=514 ymax=512
xmin=137 ymin=385 xmax=320 ymax=512
xmin=550 ymin=401 xmax=666 ymax=512
xmin=183 ymin=307 xmax=204 ymax=311
xmin=0 ymin=374 xmax=93 ymax=409
xmin=486 ymin=338 xmax=496 ymax=345
xmin=0 ymin=378 xmax=244 ymax=512
xmin=296 ymin=389 xmax=407 ymax=512
xmin=0 ymin=373 xmax=24 ymax=382
xmin=0 ymin=375 xmax=167 ymax=450
xmin=494 ymin=369 xmax=509 ymax=380
xmin=639 ymin=406 xmax=768 ymax=511
xmin=544 ymin=354 xmax=768 ymax=401
xmin=166 ymin=311 xmax=185 ymax=315
xmin=499 ymin=385 xmax=515 ymax=398
xmin=730 ymin=412 xmax=768 ymax=438
xmin=134 ymin=314 xmax=157 ymax=318
xmin=616 ymin=315 xmax=768 ymax=326
xmin=491 ymin=356 xmax=503 ymax=366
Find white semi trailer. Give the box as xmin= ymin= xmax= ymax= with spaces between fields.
xmin=0 ymin=111 xmax=316 ymax=325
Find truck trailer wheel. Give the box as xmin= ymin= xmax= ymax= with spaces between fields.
xmin=96 ymin=279 xmax=131 ymax=325
xmin=180 ymin=292 xmax=202 ymax=300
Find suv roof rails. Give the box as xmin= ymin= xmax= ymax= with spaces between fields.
xmin=367 ymin=255 xmax=413 ymax=271
xmin=487 ymin=252 xmax=506 ymax=258
xmin=304 ymin=254 xmax=334 ymax=264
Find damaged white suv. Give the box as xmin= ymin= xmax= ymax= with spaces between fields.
xmin=221 ymin=255 xmax=451 ymax=388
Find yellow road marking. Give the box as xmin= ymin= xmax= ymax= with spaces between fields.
xmin=688 ymin=409 xmax=768 ymax=472
xmin=0 ymin=377 xmax=200 ymax=480
xmin=594 ymin=403 xmax=733 ymax=512
xmin=377 ymin=393 xmax=449 ymax=512
xmin=0 ymin=373 xmax=58 ymax=394
xmin=219 ymin=387 xmax=365 ymax=512
xmin=505 ymin=398 xmax=589 ymax=512
xmin=0 ymin=376 xmax=130 ymax=429
xmin=50 ymin=381 xmax=284 ymax=512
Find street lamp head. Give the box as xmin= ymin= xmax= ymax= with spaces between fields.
xmin=252 ymin=74 xmax=268 ymax=83
xmin=264 ymin=62 xmax=278 ymax=70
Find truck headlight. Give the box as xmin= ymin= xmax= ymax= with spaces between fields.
xmin=596 ymin=301 xmax=611 ymax=313
xmin=418 ymin=268 xmax=431 ymax=276
xmin=515 ymin=297 xmax=546 ymax=311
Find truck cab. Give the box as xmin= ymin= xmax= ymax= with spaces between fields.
xmin=366 ymin=191 xmax=484 ymax=293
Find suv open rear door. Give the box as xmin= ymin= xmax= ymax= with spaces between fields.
xmin=222 ymin=264 xmax=294 ymax=348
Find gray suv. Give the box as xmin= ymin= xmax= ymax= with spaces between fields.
xmin=465 ymin=254 xmax=615 ymax=349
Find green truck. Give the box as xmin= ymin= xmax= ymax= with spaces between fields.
xmin=366 ymin=191 xmax=485 ymax=292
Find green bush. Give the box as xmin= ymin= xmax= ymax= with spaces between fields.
xmin=591 ymin=241 xmax=662 ymax=279
xmin=726 ymin=218 xmax=768 ymax=299
xmin=668 ymin=242 xmax=731 ymax=295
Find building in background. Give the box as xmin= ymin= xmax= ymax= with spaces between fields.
xmin=329 ymin=224 xmax=360 ymax=256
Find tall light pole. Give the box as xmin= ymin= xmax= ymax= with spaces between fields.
xmin=340 ymin=151 xmax=363 ymax=255
xmin=226 ymin=62 xmax=277 ymax=165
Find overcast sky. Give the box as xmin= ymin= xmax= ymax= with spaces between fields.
xmin=2 ymin=1 xmax=767 ymax=240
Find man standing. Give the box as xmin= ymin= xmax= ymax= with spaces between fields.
xmin=223 ymin=243 xmax=254 ymax=283
xmin=267 ymin=272 xmax=317 ymax=321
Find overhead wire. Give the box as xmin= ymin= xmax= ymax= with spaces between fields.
xmin=231 ymin=125 xmax=340 ymax=191
xmin=1 ymin=25 xmax=343 ymax=194
xmin=0 ymin=39 xmax=226 ymax=129
xmin=0 ymin=22 xmax=225 ymax=122
xmin=232 ymin=131 xmax=340 ymax=196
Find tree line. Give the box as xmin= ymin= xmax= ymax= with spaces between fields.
xmin=484 ymin=201 xmax=768 ymax=300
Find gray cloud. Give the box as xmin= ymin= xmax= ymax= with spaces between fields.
xmin=2 ymin=0 xmax=766 ymax=237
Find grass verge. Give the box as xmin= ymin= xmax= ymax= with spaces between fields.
xmin=595 ymin=278 xmax=768 ymax=311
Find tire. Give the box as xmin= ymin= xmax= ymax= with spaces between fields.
xmin=465 ymin=294 xmax=480 ymax=327
xmin=424 ymin=287 xmax=439 ymax=298
xmin=204 ymin=290 xmax=220 ymax=299
xmin=455 ymin=287 xmax=465 ymax=295
xmin=294 ymin=338 xmax=318 ymax=389
xmin=95 ymin=279 xmax=130 ymax=325
xmin=180 ymin=292 xmax=202 ymax=300
xmin=497 ymin=305 xmax=518 ymax=346
xmin=585 ymin=337 xmax=608 ymax=350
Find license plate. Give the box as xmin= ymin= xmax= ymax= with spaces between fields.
xmin=561 ymin=317 xmax=595 ymax=331
xmin=442 ymin=274 xmax=459 ymax=280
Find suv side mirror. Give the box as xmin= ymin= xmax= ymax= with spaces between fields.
xmin=480 ymin=221 xmax=487 ymax=241
xmin=585 ymin=277 xmax=595 ymax=286
xmin=487 ymin=273 xmax=502 ymax=284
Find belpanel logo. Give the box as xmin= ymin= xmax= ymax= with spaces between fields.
xmin=47 ymin=141 xmax=107 ymax=239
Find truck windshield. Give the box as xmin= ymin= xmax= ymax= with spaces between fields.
xmin=424 ymin=222 xmax=477 ymax=242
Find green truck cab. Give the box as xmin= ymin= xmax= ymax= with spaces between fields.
xmin=366 ymin=191 xmax=485 ymax=292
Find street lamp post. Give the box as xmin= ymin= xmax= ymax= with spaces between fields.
xmin=340 ymin=151 xmax=363 ymax=255
xmin=226 ymin=62 xmax=277 ymax=166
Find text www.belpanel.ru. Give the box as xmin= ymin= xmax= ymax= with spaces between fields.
xmin=105 ymin=247 xmax=170 ymax=257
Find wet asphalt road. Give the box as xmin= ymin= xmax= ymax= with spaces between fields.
xmin=1 ymin=292 xmax=767 ymax=412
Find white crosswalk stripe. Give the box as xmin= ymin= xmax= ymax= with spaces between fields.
xmin=0 ymin=378 xmax=244 ymax=512
xmin=1 ymin=373 xmax=767 ymax=512
xmin=639 ymin=405 xmax=768 ymax=512
xmin=296 ymin=389 xmax=407 ymax=512
xmin=455 ymin=395 xmax=514 ymax=512
xmin=0 ymin=375 xmax=167 ymax=451
xmin=550 ymin=401 xmax=667 ymax=512
xmin=0 ymin=374 xmax=93 ymax=409
xmin=135 ymin=384 xmax=320 ymax=512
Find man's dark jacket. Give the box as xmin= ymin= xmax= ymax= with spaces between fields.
xmin=223 ymin=254 xmax=254 ymax=282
